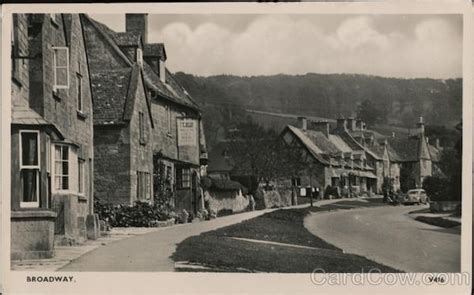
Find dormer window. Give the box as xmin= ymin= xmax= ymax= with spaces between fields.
xmin=136 ymin=48 xmax=143 ymax=67
xmin=159 ymin=60 xmax=166 ymax=83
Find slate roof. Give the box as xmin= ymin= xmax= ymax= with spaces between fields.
xmin=144 ymin=43 xmax=166 ymax=59
xmin=388 ymin=136 xmax=420 ymax=162
xmin=12 ymin=105 xmax=64 ymax=138
xmin=85 ymin=14 xmax=200 ymax=112
xmin=113 ymin=31 xmax=142 ymax=47
xmin=90 ymin=68 xmax=132 ymax=125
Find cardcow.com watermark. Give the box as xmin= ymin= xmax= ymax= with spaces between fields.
xmin=310 ymin=268 xmax=470 ymax=286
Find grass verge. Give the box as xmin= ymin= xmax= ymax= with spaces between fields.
xmin=414 ymin=216 xmax=461 ymax=228
xmin=172 ymin=207 xmax=399 ymax=273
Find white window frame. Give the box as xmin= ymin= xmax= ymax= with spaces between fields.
xmin=137 ymin=48 xmax=143 ymax=67
xmin=19 ymin=130 xmax=41 ymax=208
xmin=52 ymin=46 xmax=70 ymax=91
xmin=53 ymin=144 xmax=71 ymax=193
xmin=78 ymin=158 xmax=85 ymax=196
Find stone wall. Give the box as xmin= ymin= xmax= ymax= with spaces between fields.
xmin=94 ymin=126 xmax=132 ymax=205
xmin=128 ymin=71 xmax=154 ymax=203
xmin=205 ymin=189 xmax=249 ymax=214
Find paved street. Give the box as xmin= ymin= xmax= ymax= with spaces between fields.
xmin=60 ymin=208 xmax=276 ymax=272
xmin=304 ymin=205 xmax=461 ymax=273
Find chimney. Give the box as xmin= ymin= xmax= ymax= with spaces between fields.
xmin=435 ymin=138 xmax=440 ymax=149
xmin=391 ymin=132 xmax=395 ymax=138
xmin=417 ymin=116 xmax=425 ymax=134
xmin=126 ymin=14 xmax=148 ymax=44
xmin=298 ymin=117 xmax=307 ymax=131
xmin=336 ymin=118 xmax=347 ymax=131
xmin=310 ymin=121 xmax=330 ymax=138
xmin=356 ymin=119 xmax=364 ymax=131
xmin=347 ymin=118 xmax=357 ymax=131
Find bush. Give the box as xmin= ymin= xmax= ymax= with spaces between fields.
xmin=422 ymin=176 xmax=451 ymax=202
xmin=94 ymin=199 xmax=176 ymax=228
xmin=217 ymin=209 xmax=233 ymax=217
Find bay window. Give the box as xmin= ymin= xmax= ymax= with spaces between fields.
xmin=19 ymin=131 xmax=40 ymax=208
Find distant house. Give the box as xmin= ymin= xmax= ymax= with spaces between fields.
xmin=388 ymin=117 xmax=442 ymax=191
xmin=281 ymin=117 xmax=378 ymax=197
xmin=82 ymin=14 xmax=207 ymax=214
xmin=11 ymin=14 xmax=96 ymax=259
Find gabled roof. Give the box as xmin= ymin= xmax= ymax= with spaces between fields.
xmin=144 ymin=43 xmax=166 ymax=60
xmin=90 ymin=68 xmax=132 ymax=125
xmin=84 ymin=14 xmax=199 ymax=112
xmin=284 ymin=126 xmax=330 ymax=165
xmin=388 ymin=136 xmax=420 ymax=162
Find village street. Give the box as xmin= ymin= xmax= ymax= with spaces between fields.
xmin=56 ymin=198 xmax=460 ymax=273
xmin=59 ymin=207 xmax=279 ymax=272
xmin=305 ymin=205 xmax=461 ymax=273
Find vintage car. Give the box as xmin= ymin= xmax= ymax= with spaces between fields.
xmin=400 ymin=189 xmax=429 ymax=205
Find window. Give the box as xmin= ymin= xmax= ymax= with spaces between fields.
xmin=159 ymin=60 xmax=166 ymax=83
xmin=78 ymin=159 xmax=85 ymax=195
xmin=166 ymin=106 xmax=172 ymax=134
xmin=76 ymin=73 xmax=83 ymax=112
xmin=137 ymin=171 xmax=151 ymax=200
xmin=11 ymin=14 xmax=20 ymax=82
xmin=176 ymin=167 xmax=191 ymax=189
xmin=52 ymin=46 xmax=69 ymax=90
xmin=291 ymin=177 xmax=301 ymax=187
xmin=139 ymin=111 xmax=145 ymax=144
xmin=20 ymin=131 xmax=40 ymax=208
xmin=136 ymin=48 xmax=143 ymax=66
xmin=54 ymin=145 xmax=69 ymax=191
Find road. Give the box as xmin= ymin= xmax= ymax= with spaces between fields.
xmin=60 ymin=208 xmax=277 ymax=272
xmin=304 ymin=205 xmax=461 ymax=273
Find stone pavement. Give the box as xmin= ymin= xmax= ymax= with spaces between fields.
xmin=11 ymin=227 xmax=165 ymax=271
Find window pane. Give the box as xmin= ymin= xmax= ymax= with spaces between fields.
xmin=21 ymin=169 xmax=38 ymax=203
xmin=55 ymin=48 xmax=68 ymax=67
xmin=21 ymin=132 xmax=38 ymax=166
xmin=62 ymin=146 xmax=68 ymax=160
xmin=62 ymin=176 xmax=69 ymax=190
xmin=56 ymin=67 xmax=68 ymax=86
xmin=62 ymin=161 xmax=69 ymax=176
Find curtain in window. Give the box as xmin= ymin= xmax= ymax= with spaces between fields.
xmin=22 ymin=170 xmax=38 ymax=202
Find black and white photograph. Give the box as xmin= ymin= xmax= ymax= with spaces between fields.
xmin=2 ymin=2 xmax=471 ymax=294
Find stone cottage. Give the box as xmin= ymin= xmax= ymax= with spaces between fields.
xmin=11 ymin=14 xmax=96 ymax=259
xmin=388 ymin=117 xmax=441 ymax=191
xmin=81 ymin=15 xmax=154 ymax=206
xmin=281 ymin=117 xmax=378 ymax=198
xmin=82 ymin=14 xmax=208 ymax=215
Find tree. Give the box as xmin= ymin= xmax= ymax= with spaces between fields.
xmin=357 ymin=99 xmax=382 ymax=127
xmin=226 ymin=121 xmax=307 ymax=193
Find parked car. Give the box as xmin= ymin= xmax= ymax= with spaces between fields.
xmin=400 ymin=189 xmax=428 ymax=205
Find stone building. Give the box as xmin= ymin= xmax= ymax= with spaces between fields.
xmin=281 ymin=117 xmax=378 ymax=198
xmin=81 ymin=15 xmax=154 ymax=206
xmin=82 ymin=14 xmax=207 ymax=214
xmin=388 ymin=117 xmax=441 ymax=191
xmin=11 ymin=14 xmax=96 ymax=259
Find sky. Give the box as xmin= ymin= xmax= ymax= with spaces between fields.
xmin=90 ymin=14 xmax=462 ymax=79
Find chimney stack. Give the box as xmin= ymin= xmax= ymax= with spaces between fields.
xmin=310 ymin=121 xmax=330 ymax=138
xmin=435 ymin=138 xmax=440 ymax=149
xmin=347 ymin=118 xmax=357 ymax=131
xmin=126 ymin=14 xmax=148 ymax=44
xmin=336 ymin=118 xmax=347 ymax=131
xmin=417 ymin=116 xmax=425 ymax=134
xmin=298 ymin=117 xmax=307 ymax=131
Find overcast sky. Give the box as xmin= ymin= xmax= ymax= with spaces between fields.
xmin=90 ymin=14 xmax=462 ymax=79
